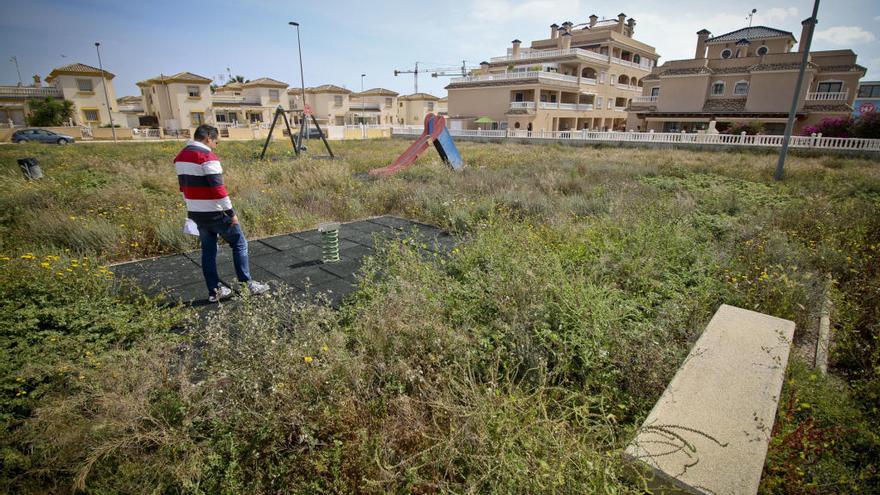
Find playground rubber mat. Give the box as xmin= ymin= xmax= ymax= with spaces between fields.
xmin=110 ymin=216 xmax=456 ymax=307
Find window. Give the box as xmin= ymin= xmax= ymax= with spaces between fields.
xmin=607 ymin=99 xmax=612 ymax=109
xmin=650 ymin=87 xmax=660 ymax=97
xmin=216 ymin=113 xmax=227 ymax=122
xmin=76 ymin=79 xmax=94 ymax=92
xmin=734 ymin=81 xmax=749 ymax=96
xmin=269 ymin=89 xmax=280 ymax=101
xmin=596 ymin=96 xmax=603 ymax=107
xmin=858 ymin=84 xmax=880 ymax=98
xmin=756 ymin=46 xmax=769 ymax=56
xmin=721 ymin=48 xmax=732 ymax=59
xmin=633 ymin=54 xmax=641 ymax=64
xmin=385 ymin=97 xmax=392 ymax=108
xmin=711 ymin=82 xmax=725 ymax=96
xmin=399 ymin=102 xmax=404 ymax=107
xmin=82 ymin=109 xmax=99 ymax=122
xmin=190 ymin=112 xmax=204 ymax=126
xmin=427 ymin=102 xmax=434 ymax=111
xmin=514 ymin=92 xmax=524 ymax=102
xmin=334 ymin=95 xmax=343 ymax=107
xmin=187 ymin=86 xmax=200 ymax=98
xmin=817 ymin=81 xmax=843 ymax=93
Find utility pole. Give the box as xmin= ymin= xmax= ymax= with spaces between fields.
xmin=774 ymin=0 xmax=819 ymax=181
xmin=9 ymin=56 xmax=22 ymax=86
xmin=289 ymin=21 xmax=308 ymax=142
xmin=360 ymin=73 xmax=366 ymax=124
xmin=95 ymin=42 xmax=117 ymax=142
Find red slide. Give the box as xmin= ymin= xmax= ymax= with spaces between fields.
xmin=370 ymin=113 xmax=445 ymax=177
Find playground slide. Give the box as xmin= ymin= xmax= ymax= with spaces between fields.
xmin=370 ymin=113 xmax=463 ymax=176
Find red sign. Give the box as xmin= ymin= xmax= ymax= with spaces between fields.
xmin=859 ymin=102 xmax=876 ymax=114
xmin=303 ymin=103 xmax=313 ymax=115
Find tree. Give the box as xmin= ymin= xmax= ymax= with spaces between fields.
xmin=851 ymin=112 xmax=880 ymax=139
xmin=26 ymin=97 xmax=74 ymax=126
xmin=231 ymin=75 xmax=248 ymax=83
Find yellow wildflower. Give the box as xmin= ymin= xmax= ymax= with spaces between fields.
xmin=304 ymin=356 xmax=313 ymax=363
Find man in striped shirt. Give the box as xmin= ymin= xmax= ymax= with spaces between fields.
xmin=175 ymin=125 xmax=269 ymax=302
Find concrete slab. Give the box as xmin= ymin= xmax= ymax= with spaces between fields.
xmin=623 ymin=304 xmax=795 ymax=495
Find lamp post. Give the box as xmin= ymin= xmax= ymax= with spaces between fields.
xmin=360 ymin=73 xmax=366 ymax=125
xmin=289 ymin=21 xmax=307 ymax=142
xmin=774 ymin=0 xmax=820 ymax=181
xmin=94 ymin=42 xmax=117 ymax=142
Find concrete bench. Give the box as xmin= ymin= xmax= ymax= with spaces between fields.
xmin=623 ymin=304 xmax=795 ymax=494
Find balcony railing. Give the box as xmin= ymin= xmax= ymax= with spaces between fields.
xmin=117 ymin=105 xmax=143 ymax=112
xmin=450 ymin=71 xmax=579 ymax=86
xmin=614 ymin=106 xmax=628 ymax=112
xmin=0 ymin=86 xmax=63 ymax=99
xmin=212 ymin=94 xmax=261 ymax=104
xmin=490 ymin=47 xmax=610 ymax=64
xmin=581 ymin=78 xmax=597 ymax=86
xmin=610 ymin=56 xmax=653 ymax=71
xmin=806 ymin=91 xmax=848 ymax=101
xmin=632 ymin=96 xmax=658 ymax=104
xmin=509 ymin=101 xmax=536 ymax=109
xmin=537 ymin=102 xmax=596 ymax=111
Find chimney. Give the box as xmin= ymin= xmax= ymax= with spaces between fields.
xmin=562 ymin=21 xmax=573 ymax=32
xmin=511 ymin=39 xmax=521 ymax=59
xmin=626 ymin=18 xmax=636 ymax=37
xmin=695 ymin=29 xmax=711 ymax=59
xmin=798 ymin=17 xmax=817 ymax=53
xmin=480 ymin=61 xmax=490 ymax=74
xmin=736 ymin=38 xmax=750 ymax=57
xmin=550 ymin=23 xmax=559 ymax=39
xmin=561 ymin=31 xmax=572 ymax=50
xmin=589 ymin=14 xmax=598 ymax=27
xmin=617 ymin=13 xmax=626 ymax=34
xmin=32 ymin=74 xmax=41 ymax=87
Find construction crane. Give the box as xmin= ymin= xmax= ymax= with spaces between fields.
xmin=394 ymin=61 xmax=478 ymax=93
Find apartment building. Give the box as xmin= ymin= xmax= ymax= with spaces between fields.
xmin=437 ymin=96 xmax=448 ymax=116
xmin=446 ymin=14 xmax=659 ymax=132
xmin=288 ymin=84 xmax=352 ymax=126
xmin=398 ymin=93 xmax=440 ymax=124
xmin=213 ymin=77 xmax=289 ymax=124
xmin=116 ymin=95 xmax=144 ymax=128
xmin=628 ymin=22 xmax=866 ymax=133
xmin=137 ymin=72 xmax=213 ymax=130
xmin=350 ymin=88 xmax=399 ymax=125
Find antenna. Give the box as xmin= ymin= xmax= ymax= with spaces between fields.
xmin=747 ymin=8 xmax=757 ymax=28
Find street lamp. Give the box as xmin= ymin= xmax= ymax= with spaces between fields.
xmin=94 ymin=42 xmax=117 ymax=142
xmin=360 ymin=73 xmax=366 ymax=125
xmin=289 ymin=21 xmax=307 ymax=142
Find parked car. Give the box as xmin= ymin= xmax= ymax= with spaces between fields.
xmin=11 ymin=128 xmax=76 ymax=144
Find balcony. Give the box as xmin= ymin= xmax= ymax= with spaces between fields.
xmin=806 ymin=91 xmax=849 ymax=101
xmin=212 ymin=94 xmax=261 ymax=105
xmin=450 ymin=71 xmax=579 ymax=87
xmin=537 ymin=102 xmax=595 ymax=111
xmin=490 ymin=47 xmax=610 ymax=64
xmin=117 ymin=104 xmax=144 ymax=112
xmin=509 ymin=101 xmax=536 ymax=110
xmin=610 ymin=56 xmax=652 ymax=72
xmin=631 ymin=96 xmax=658 ymax=104
xmin=0 ymin=86 xmax=63 ymax=99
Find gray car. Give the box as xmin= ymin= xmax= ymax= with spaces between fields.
xmin=12 ymin=128 xmax=75 ymax=144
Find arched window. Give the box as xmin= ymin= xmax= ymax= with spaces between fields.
xmin=733 ymin=80 xmax=749 ymax=96
xmin=514 ymin=122 xmax=521 ymax=129
xmin=581 ymin=67 xmax=597 ymax=79
xmin=633 ymin=54 xmax=641 ymax=64
xmin=721 ymin=48 xmax=732 ymax=59
xmin=618 ymin=74 xmax=629 ymax=85
xmin=711 ymin=81 xmax=725 ymax=96
xmin=637 ymin=79 xmax=644 ymax=87
xmin=756 ymin=46 xmax=769 ymax=56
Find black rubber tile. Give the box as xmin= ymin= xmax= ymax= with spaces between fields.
xmin=291 ymin=230 xmax=324 ymax=245
xmin=260 ymin=234 xmax=313 ymax=251
xmin=287 ymin=243 xmax=323 ymax=262
xmin=249 ymin=251 xmax=309 ymax=272
xmin=368 ymin=216 xmax=413 ymax=230
xmin=312 ymin=277 xmax=357 ymax=307
xmin=248 ymin=240 xmax=281 ymax=257
xmin=340 ymin=244 xmax=373 ymax=260
xmin=318 ymin=258 xmax=364 ymax=279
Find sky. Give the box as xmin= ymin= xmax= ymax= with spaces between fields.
xmin=1 ymin=0 xmax=878 ymax=98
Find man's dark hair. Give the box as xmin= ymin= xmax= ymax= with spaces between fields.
xmin=194 ymin=124 xmax=219 ymax=142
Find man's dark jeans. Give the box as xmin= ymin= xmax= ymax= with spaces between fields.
xmin=197 ymin=217 xmax=251 ymax=296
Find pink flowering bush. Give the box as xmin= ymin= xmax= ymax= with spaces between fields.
xmin=802 ymin=116 xmax=854 ymax=137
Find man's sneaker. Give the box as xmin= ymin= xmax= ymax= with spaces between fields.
xmin=246 ymin=280 xmax=270 ymax=296
xmin=208 ymin=285 xmax=233 ymax=303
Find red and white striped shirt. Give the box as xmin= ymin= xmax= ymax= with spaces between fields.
xmin=174 ymin=140 xmax=233 ymax=223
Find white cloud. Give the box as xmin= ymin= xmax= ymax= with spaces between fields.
xmin=759 ymin=7 xmax=799 ymax=25
xmin=814 ymin=26 xmax=876 ymax=45
xmin=470 ymin=0 xmax=584 ymax=23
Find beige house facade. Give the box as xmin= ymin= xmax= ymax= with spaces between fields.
xmin=289 ymin=84 xmax=353 ymax=126
xmin=0 ymin=63 xmax=121 ymax=127
xmin=213 ymin=77 xmax=289 ymax=125
xmin=627 ymin=22 xmax=866 ymax=133
xmin=350 ymin=88 xmax=399 ymax=125
xmin=447 ymin=14 xmax=659 ymax=132
xmin=137 ymin=72 xmax=213 ymax=130
xmin=398 ymin=93 xmax=440 ymax=124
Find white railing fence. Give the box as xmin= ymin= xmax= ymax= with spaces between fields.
xmin=806 ymin=91 xmax=849 ymax=101
xmin=390 ymin=127 xmax=880 ymax=152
